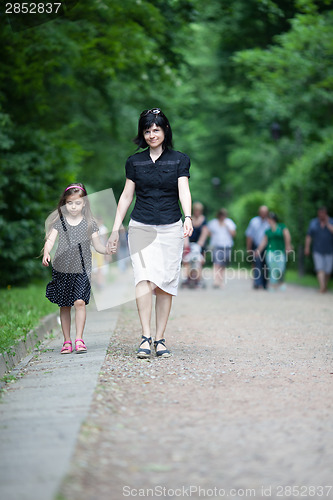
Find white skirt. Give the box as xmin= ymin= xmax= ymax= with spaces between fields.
xmin=128 ymin=218 xmax=184 ymax=296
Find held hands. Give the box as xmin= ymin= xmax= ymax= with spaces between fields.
xmin=106 ymin=231 xmax=119 ymax=254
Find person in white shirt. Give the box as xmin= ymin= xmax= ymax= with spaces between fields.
xmin=208 ymin=208 xmax=236 ymax=288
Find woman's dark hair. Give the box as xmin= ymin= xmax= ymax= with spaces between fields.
xmin=268 ymin=211 xmax=279 ymax=223
xmin=134 ymin=108 xmax=173 ymax=150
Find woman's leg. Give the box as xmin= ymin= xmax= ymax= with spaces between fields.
xmin=155 ymin=287 xmax=172 ymax=353
xmin=136 ymin=280 xmax=153 ymax=348
xmin=276 ymin=253 xmax=286 ymax=288
xmin=266 ymin=251 xmax=283 ymax=289
xmin=74 ymin=299 xmax=87 ymax=351
xmin=213 ymin=264 xmax=224 ymax=287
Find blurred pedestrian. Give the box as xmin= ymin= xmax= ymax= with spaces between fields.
xmin=106 ymin=108 xmax=193 ymax=358
xmin=304 ymin=206 xmax=333 ymax=293
xmin=256 ymin=212 xmax=292 ymax=291
xmin=245 ymin=205 xmax=270 ymax=289
xmin=208 ymin=208 xmax=236 ymax=288
xmin=182 ymin=201 xmax=209 ymax=288
xmin=42 ymin=183 xmax=108 ymax=354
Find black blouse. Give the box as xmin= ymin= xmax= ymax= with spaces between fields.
xmin=125 ymin=148 xmax=190 ymax=225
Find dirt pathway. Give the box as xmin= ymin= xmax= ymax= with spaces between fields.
xmin=59 ymin=274 xmax=333 ymax=500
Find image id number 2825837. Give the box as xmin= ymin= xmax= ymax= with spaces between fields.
xmin=5 ymin=3 xmax=62 ymax=14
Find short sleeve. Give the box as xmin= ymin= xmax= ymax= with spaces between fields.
xmin=207 ymin=219 xmax=215 ymax=232
xmin=92 ymin=219 xmax=99 ymax=234
xmin=53 ymin=218 xmax=62 ymax=232
xmin=226 ymin=218 xmax=236 ymax=231
xmin=245 ymin=219 xmax=254 ymax=238
xmin=307 ymin=219 xmax=315 ymax=236
xmin=125 ymin=157 xmax=135 ymax=182
xmin=177 ymin=153 xmax=190 ymax=179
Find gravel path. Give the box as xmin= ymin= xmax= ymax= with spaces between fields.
xmin=59 ymin=274 xmax=333 ymax=500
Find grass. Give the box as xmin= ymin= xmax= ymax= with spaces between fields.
xmin=0 ymin=282 xmax=58 ymax=355
xmin=285 ymin=269 xmax=333 ymax=290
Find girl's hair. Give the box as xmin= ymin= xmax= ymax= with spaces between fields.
xmin=133 ymin=108 xmax=173 ymax=150
xmin=45 ymin=183 xmax=95 ymax=239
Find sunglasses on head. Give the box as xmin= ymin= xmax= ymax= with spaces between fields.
xmin=140 ymin=108 xmax=163 ymax=117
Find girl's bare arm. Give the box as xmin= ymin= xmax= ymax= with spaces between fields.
xmin=91 ymin=232 xmax=107 ymax=254
xmin=42 ymin=228 xmax=58 ymax=266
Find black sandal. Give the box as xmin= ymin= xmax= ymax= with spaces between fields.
xmin=154 ymin=338 xmax=171 ymax=358
xmin=137 ymin=336 xmax=152 ymax=358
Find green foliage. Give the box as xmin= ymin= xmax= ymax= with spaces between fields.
xmin=0 ymin=0 xmax=197 ymax=285
xmin=1 ymin=0 xmax=332 ymax=285
xmin=227 ymin=8 xmax=333 ymax=255
xmin=229 ymin=191 xmax=270 ymax=249
xmin=0 ymin=282 xmax=58 ymax=354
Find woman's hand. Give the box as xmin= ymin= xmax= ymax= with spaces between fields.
xmin=107 ymin=231 xmax=119 ymax=254
xmin=183 ymin=218 xmax=193 ymax=238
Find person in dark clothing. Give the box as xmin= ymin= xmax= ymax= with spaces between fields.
xmin=305 ymin=206 xmax=333 ymax=293
xmin=107 ymin=108 xmax=193 ymax=358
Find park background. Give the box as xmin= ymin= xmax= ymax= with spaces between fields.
xmin=0 ymin=0 xmax=332 ymax=349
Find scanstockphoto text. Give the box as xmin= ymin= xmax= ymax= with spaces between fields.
xmin=122 ymin=484 xmax=333 ymax=497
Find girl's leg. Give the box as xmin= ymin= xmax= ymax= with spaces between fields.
xmin=136 ymin=280 xmax=153 ymax=349
xmin=60 ymin=306 xmax=71 ymax=341
xmin=60 ymin=306 xmax=72 ymax=353
xmin=74 ymin=299 xmax=87 ymax=351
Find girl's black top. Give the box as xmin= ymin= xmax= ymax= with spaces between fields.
xmin=125 ymin=148 xmax=190 ymax=225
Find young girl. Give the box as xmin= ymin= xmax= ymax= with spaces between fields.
xmin=42 ymin=183 xmax=108 ymax=354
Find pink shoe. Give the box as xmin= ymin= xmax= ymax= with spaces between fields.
xmin=75 ymin=339 xmax=87 ymax=354
xmin=60 ymin=341 xmax=72 ymax=354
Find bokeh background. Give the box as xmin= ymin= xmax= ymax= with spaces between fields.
xmin=1 ymin=0 xmax=333 ymax=286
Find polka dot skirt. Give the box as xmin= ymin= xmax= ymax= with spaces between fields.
xmin=46 ymin=269 xmax=91 ymax=307
xmin=45 ymin=215 xmax=98 ymax=307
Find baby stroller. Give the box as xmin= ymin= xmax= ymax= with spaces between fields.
xmin=181 ymin=242 xmax=205 ymax=289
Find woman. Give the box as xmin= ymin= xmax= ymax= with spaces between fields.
xmin=208 ymin=208 xmax=236 ymax=288
xmin=256 ymin=212 xmax=292 ymax=290
xmin=107 ymin=108 xmax=193 ymax=358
